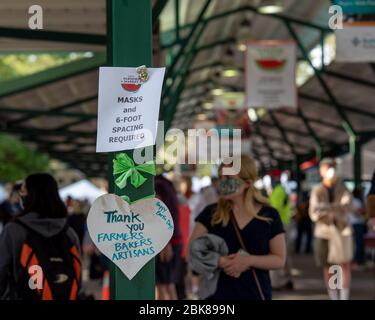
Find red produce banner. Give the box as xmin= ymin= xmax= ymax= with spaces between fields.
xmin=245 ymin=41 xmax=297 ymax=109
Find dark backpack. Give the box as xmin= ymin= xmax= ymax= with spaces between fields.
xmin=13 ymin=220 xmax=81 ymax=300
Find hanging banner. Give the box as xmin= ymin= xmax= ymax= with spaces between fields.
xmin=334 ymin=0 xmax=375 ymax=14
xmin=96 ymin=66 xmax=165 ymax=152
xmin=215 ymin=109 xmax=251 ymax=138
xmin=336 ymin=22 xmax=375 ymax=62
xmin=245 ymin=41 xmax=297 ymax=109
xmin=214 ymin=92 xmax=245 ymax=110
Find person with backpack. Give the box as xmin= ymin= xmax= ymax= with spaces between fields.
xmin=0 ymin=173 xmax=82 ymax=300
xmin=189 ymin=155 xmax=286 ymax=300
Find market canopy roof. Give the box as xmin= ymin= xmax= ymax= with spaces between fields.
xmin=1 ymin=0 xmax=374 ymax=178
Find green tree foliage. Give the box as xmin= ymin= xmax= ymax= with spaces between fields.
xmin=0 ymin=52 xmax=89 ymax=82
xmin=0 ymin=134 xmax=50 ymax=182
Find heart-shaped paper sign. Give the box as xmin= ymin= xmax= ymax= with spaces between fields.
xmin=87 ymin=194 xmax=174 ymax=280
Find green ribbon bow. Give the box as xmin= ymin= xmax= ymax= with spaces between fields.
xmin=113 ymin=153 xmax=156 ymax=189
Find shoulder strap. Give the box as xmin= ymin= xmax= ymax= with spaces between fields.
xmin=230 ymin=213 xmax=266 ymax=300
xmin=230 ymin=214 xmax=247 ymax=250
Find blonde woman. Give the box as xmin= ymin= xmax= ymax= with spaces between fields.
xmin=189 ymin=155 xmax=286 ymax=300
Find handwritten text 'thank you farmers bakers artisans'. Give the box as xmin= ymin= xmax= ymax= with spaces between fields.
xmin=98 ymin=208 xmax=154 ymax=261
xmin=96 ymin=200 xmax=173 ymax=262
xmin=109 ymin=95 xmax=145 ymax=144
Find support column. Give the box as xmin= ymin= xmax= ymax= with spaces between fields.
xmin=350 ymin=135 xmax=362 ymax=190
xmin=107 ymin=0 xmax=155 ymax=300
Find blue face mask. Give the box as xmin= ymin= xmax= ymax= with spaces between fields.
xmin=218 ymin=178 xmax=243 ymax=196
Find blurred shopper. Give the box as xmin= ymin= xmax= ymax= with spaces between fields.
xmin=0 ymin=173 xmax=81 ymax=300
xmin=181 ymin=176 xmax=219 ymax=234
xmin=155 ymin=175 xmax=182 ymax=300
xmin=268 ymin=169 xmax=294 ymax=290
xmin=179 ymin=176 xmax=201 ymax=299
xmin=0 ymin=183 xmax=22 ymax=226
xmin=176 ymin=189 xmax=191 ymax=300
xmin=367 ymin=171 xmax=375 ymax=218
xmin=269 ymin=170 xmax=291 ymax=226
xmin=81 ymin=228 xmax=106 ymax=299
xmin=350 ymin=188 xmax=366 ymax=269
xmin=67 ymin=199 xmax=87 ymax=245
xmin=65 ymin=195 xmax=74 ymax=215
xmin=183 ymin=176 xmax=219 ymax=299
xmin=189 ymin=155 xmax=286 ymax=300
xmin=294 ymin=191 xmax=312 ymax=254
xmin=309 ymin=158 xmax=353 ymax=300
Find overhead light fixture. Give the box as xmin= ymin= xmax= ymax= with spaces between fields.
xmin=237 ymin=43 xmax=248 ymax=52
xmin=203 ymin=102 xmax=214 ymax=109
xmin=247 ymin=108 xmax=258 ymax=122
xmin=257 ymin=108 xmax=267 ymax=118
xmin=211 ymin=88 xmax=224 ymax=96
xmin=258 ymin=0 xmax=284 ymax=14
xmin=196 ymin=114 xmax=207 ymax=121
xmin=222 ymin=68 xmax=239 ymax=78
xmin=237 ymin=17 xmax=252 ymax=52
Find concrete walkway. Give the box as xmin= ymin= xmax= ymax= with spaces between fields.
xmin=273 ymin=254 xmax=375 ymax=300
xmin=81 ymin=253 xmax=375 ymax=300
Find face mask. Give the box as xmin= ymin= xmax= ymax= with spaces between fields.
xmin=218 ymin=178 xmax=243 ymax=196
xmin=325 ymin=167 xmax=336 ymax=180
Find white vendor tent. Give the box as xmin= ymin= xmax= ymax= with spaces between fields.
xmin=59 ymin=179 xmax=106 ymax=203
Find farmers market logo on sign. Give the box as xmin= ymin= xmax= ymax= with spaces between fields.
xmin=121 ymin=66 xmax=149 ymax=92
xmin=253 ymin=47 xmax=287 ymax=72
xmin=121 ymin=74 xmax=142 ymax=92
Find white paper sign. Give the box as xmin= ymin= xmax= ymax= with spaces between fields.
xmin=336 ymin=22 xmax=375 ymax=62
xmin=87 ymin=194 xmax=174 ymax=280
xmin=96 ymin=67 xmax=165 ymax=152
xmin=245 ymin=41 xmax=297 ymax=109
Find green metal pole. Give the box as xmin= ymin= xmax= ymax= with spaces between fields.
xmin=175 ymin=0 xmax=180 ymax=42
xmin=350 ymin=135 xmax=362 ymax=190
xmin=107 ymin=0 xmax=155 ymax=300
